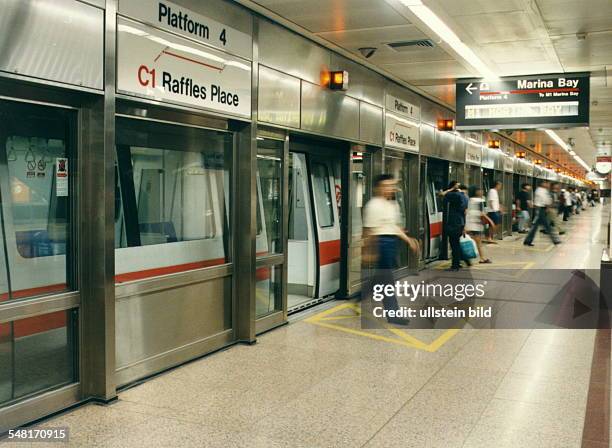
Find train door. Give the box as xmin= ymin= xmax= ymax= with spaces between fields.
xmin=424 ymin=158 xmax=448 ymax=260
xmin=287 ymin=153 xmax=316 ymax=309
xmin=384 ymin=151 xmax=410 ymax=267
xmin=287 ymin=148 xmax=342 ymax=312
xmin=346 ymin=149 xmax=374 ymax=296
xmin=0 ymin=99 xmax=78 ymax=412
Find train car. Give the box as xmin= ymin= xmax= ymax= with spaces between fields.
xmin=286 ymin=142 xmax=343 ymax=312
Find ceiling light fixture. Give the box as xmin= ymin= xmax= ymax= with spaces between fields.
xmin=544 ymin=130 xmax=569 ymax=151
xmin=398 ymin=0 xmax=497 ymax=80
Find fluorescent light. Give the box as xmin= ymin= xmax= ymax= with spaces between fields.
xmin=544 ymin=130 xmax=570 ymax=151
xmin=399 ymin=1 xmax=497 ymax=79
xmin=573 ymin=155 xmax=591 ymax=171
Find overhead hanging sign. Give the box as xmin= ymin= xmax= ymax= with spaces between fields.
xmin=118 ymin=0 xmax=252 ymax=60
xmin=456 ymin=73 xmax=590 ymax=130
xmin=117 ymin=17 xmax=251 ymax=118
xmin=465 ymin=144 xmax=482 ymax=165
xmin=385 ymin=114 xmax=419 ymax=152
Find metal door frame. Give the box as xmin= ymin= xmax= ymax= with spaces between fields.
xmin=255 ymin=127 xmax=289 ymax=335
xmin=0 ymin=82 xmax=92 ymax=432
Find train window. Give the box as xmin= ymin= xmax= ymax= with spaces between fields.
xmin=256 ymin=139 xmax=283 ymax=255
xmin=0 ymin=100 xmax=74 ymax=300
xmin=312 ymin=162 xmax=334 ymax=228
xmin=115 ymin=117 xmax=232 ymax=275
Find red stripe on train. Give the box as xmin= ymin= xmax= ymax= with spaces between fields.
xmin=4 ymin=252 xmax=273 ymax=338
xmin=319 ymin=239 xmax=341 ymax=265
xmin=430 ymin=221 xmax=443 ymax=238
xmin=114 ymin=258 xmax=227 ymax=283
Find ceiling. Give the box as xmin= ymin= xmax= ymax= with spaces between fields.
xmin=250 ymin=0 xmax=612 ymax=177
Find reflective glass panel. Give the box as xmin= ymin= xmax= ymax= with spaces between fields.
xmin=1 ymin=310 xmax=77 ymax=407
xmin=255 ymin=264 xmax=282 ymax=318
xmin=115 ymin=117 xmax=232 ymax=281
xmin=256 ymin=139 xmax=283 ymax=255
xmin=0 ymin=100 xmax=73 ymax=300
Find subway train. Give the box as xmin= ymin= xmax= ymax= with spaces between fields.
xmin=0 ymin=102 xmax=587 ymax=334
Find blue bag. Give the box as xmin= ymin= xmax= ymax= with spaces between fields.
xmin=460 ymin=235 xmax=478 ymax=259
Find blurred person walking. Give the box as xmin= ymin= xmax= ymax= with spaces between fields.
xmin=363 ymin=174 xmax=420 ymax=324
xmin=524 ymin=180 xmax=560 ymax=246
xmin=547 ymin=183 xmax=565 ymax=235
xmin=515 ymin=183 xmax=532 ymax=233
xmin=485 ymin=180 xmax=502 ymax=243
xmin=466 ymin=185 xmax=493 ymax=263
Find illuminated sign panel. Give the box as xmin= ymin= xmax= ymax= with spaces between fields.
xmin=456 ymin=73 xmax=589 ymax=130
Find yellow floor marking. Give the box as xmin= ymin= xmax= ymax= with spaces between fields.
xmin=434 ymin=260 xmax=534 ymax=277
xmin=318 ymin=314 xmax=360 ymax=321
xmin=304 ymin=302 xmax=460 ymax=352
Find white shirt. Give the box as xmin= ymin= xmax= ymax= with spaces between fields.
xmin=363 ymin=196 xmax=402 ymax=235
xmin=534 ymin=187 xmax=552 ymax=207
xmin=563 ymin=190 xmax=572 ymax=206
xmin=487 ymin=188 xmax=500 ymax=212
xmin=466 ymin=197 xmax=485 ymax=232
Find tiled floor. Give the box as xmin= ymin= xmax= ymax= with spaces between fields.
xmin=2 ymin=204 xmax=610 ymax=447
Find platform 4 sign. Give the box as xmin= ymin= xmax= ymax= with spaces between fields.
xmin=117 ymin=18 xmax=251 ymax=118
xmin=456 ymin=73 xmax=589 ymax=130
xmin=119 ymin=0 xmax=252 ymax=60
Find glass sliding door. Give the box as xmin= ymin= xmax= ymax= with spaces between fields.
xmin=255 ymin=137 xmax=284 ymax=319
xmin=0 ymin=99 xmax=78 ymax=409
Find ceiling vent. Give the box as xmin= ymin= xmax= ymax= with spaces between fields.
xmin=387 ymin=39 xmax=435 ymax=51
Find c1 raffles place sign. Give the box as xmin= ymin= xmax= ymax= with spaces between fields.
xmin=384 ymin=95 xmax=420 ymax=152
xmin=117 ymin=17 xmax=251 ymax=118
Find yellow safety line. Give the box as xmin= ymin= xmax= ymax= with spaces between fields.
xmin=318 ymin=314 xmax=360 ymax=321
xmin=305 ymin=302 xmax=461 ymax=352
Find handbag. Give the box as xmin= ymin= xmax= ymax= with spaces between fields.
xmin=460 ymin=234 xmax=479 ymax=259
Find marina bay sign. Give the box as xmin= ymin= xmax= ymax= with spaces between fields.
xmin=456 ymin=73 xmax=589 ymax=130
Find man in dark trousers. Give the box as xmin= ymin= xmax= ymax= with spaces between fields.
xmin=443 ymin=181 xmax=468 ymax=271
xmin=363 ymin=174 xmax=420 ymax=325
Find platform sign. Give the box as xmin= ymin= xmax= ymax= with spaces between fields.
xmin=119 ymin=0 xmax=252 ymax=60
xmin=117 ymin=17 xmax=251 ymax=118
xmin=465 ymin=143 xmax=482 ymax=166
xmin=456 ymin=73 xmax=589 ymax=130
xmin=384 ymin=114 xmax=419 ymax=152
xmin=504 ymin=156 xmax=514 ymax=172
xmin=385 ymin=94 xmax=420 ymax=121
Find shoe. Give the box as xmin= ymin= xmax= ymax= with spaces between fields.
xmin=559 ymin=231 xmax=566 ymax=235
xmin=553 ymin=240 xmax=561 ymax=245
xmin=518 ymin=230 xmax=528 ymax=234
xmin=445 ymin=267 xmax=460 ymax=272
xmin=479 ymin=259 xmax=492 ymax=264
xmin=524 ymin=242 xmax=535 ymax=246
xmin=387 ymin=317 xmax=410 ymax=326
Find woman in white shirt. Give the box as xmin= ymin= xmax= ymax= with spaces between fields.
xmin=466 ymin=186 xmax=493 ymax=263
